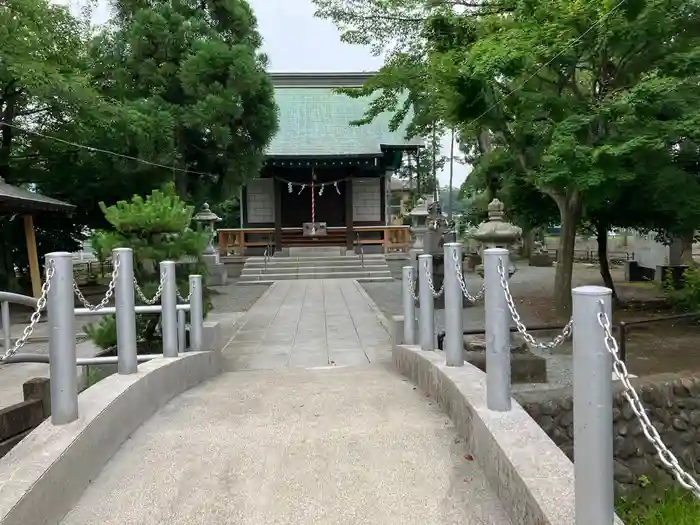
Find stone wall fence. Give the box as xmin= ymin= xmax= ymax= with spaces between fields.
xmin=515 ymin=372 xmax=700 ymax=497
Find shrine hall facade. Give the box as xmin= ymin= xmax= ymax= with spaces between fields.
xmin=239 ymin=72 xmax=421 ymax=252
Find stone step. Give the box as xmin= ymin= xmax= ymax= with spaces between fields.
xmin=237 ymin=275 xmax=394 ymax=286
xmin=241 ymin=264 xmax=390 ymax=276
xmin=238 ymin=269 xmax=392 ymax=282
xmin=250 ymin=255 xmax=387 ymax=264
xmin=287 ymin=247 xmax=346 ymax=257
xmin=244 ymin=259 xmax=389 ymax=269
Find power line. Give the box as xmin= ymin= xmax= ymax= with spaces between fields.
xmin=0 ymin=121 xmax=217 ymax=177
xmin=465 ymin=0 xmax=626 ymax=128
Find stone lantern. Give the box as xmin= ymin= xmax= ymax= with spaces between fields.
xmin=193 ymin=203 xmax=228 ymax=286
xmin=465 ymin=198 xmax=546 ymax=381
xmin=471 ymin=198 xmax=522 ymax=277
xmin=408 ymin=198 xmax=430 ymax=256
xmin=193 ymin=203 xmax=221 ymax=256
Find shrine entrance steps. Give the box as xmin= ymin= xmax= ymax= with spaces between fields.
xmin=238 ymin=246 xmax=392 ymax=285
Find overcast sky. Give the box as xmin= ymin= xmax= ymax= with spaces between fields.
xmin=56 ymin=0 xmax=470 ymax=187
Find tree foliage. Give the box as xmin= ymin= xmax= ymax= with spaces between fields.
xmin=87 ymin=185 xmax=209 ymax=350
xmin=317 ymin=0 xmax=700 ymax=315
xmin=0 ymin=0 xmax=276 ymax=293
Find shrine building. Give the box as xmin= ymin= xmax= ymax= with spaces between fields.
xmin=233 ymin=72 xmax=421 ymax=254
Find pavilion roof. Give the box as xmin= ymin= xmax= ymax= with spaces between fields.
xmin=267 ymin=72 xmax=423 ymax=159
xmin=0 ymin=178 xmax=75 ymax=214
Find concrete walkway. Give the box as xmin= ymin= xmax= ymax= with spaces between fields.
xmin=59 ymin=280 xmax=513 ymax=525
xmin=223 ymin=279 xmax=393 ymax=370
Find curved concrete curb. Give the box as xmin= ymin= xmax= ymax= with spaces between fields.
xmin=0 ymin=351 xmax=221 ymax=525
xmin=393 ymin=344 xmax=621 ymax=525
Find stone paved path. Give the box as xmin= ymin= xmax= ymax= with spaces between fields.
xmin=222 ymin=279 xmax=393 ymax=370
xmin=60 ymin=279 xmax=512 ymax=525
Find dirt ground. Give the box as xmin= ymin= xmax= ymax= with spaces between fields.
xmin=523 ymin=263 xmax=700 ymax=377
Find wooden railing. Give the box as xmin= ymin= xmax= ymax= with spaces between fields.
xmin=218 ymin=225 xmax=412 ymax=255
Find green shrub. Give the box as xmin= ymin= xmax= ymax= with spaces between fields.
xmin=663 ymin=266 xmax=700 ymax=312
xmin=87 ymin=184 xmax=210 ymax=350
xmin=617 ymin=488 xmax=700 ymax=525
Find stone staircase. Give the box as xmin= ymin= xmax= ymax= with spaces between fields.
xmin=238 ymin=247 xmax=393 ymax=285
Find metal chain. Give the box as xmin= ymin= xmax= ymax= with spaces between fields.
xmin=407 ymin=268 xmax=419 ymax=300
xmin=598 ymin=305 xmax=700 ymax=498
xmin=452 ymin=249 xmax=485 ymax=303
xmin=496 ymin=257 xmax=572 ymax=349
xmin=72 ymin=258 xmax=120 ymax=311
xmin=177 ymin=289 xmax=191 ymax=303
xmin=133 ymin=273 xmax=165 ymax=305
xmin=0 ymin=261 xmax=55 ymax=362
xmin=422 ymin=259 xmax=444 ymax=298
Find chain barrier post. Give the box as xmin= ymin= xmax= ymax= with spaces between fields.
xmin=114 ymin=248 xmax=138 ymax=374
xmin=573 ymin=285 xmax=614 ymax=525
xmin=402 ymin=266 xmax=417 ymax=345
xmin=46 ymin=252 xmax=78 ymax=425
xmin=444 ymin=242 xmax=464 ymax=366
xmin=189 ymin=274 xmax=204 ymax=351
xmin=418 ymin=254 xmax=435 ymax=351
xmin=484 ymin=248 xmax=511 ymax=411
xmin=160 ymin=260 xmax=178 ymax=357
xmin=177 ymin=309 xmax=186 ymax=353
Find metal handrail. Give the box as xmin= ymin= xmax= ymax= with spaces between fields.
xmin=0 ymin=292 xmax=39 ymax=309
xmin=2 ymin=353 xmax=163 ymax=365
xmin=263 ymin=234 xmax=272 ymax=273
xmin=356 ymin=232 xmax=365 ymax=268
xmin=1 ymin=292 xmax=41 ymax=350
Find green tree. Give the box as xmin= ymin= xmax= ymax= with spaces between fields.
xmin=95 ymin=0 xmax=279 ymax=201
xmin=0 ymin=0 xmax=106 ymax=289
xmin=426 ymin=0 xmax=700 ymax=314
xmin=87 ymin=185 xmax=209 ymax=350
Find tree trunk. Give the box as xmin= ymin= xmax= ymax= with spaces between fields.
xmin=596 ymin=221 xmax=618 ymax=301
xmin=679 ymin=231 xmax=697 ymax=267
xmin=522 ymin=228 xmax=534 ymax=258
xmin=553 ymin=193 xmax=582 ymax=317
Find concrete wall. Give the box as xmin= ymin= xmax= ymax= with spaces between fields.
xmin=634 ymin=232 xmax=671 ymax=269
xmin=246 ymin=179 xmax=275 ymax=224
xmin=391 ymin=340 xmax=624 ymax=525
xmin=515 ymin=372 xmax=700 ymax=498
xmin=0 ymin=351 xmax=222 ymax=525
xmin=353 ymin=178 xmax=381 ymax=222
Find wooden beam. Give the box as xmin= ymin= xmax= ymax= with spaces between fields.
xmin=345 ymin=179 xmax=354 ymax=252
xmin=23 ymin=215 xmax=41 ymax=298
xmin=274 ymin=179 xmax=282 ymax=253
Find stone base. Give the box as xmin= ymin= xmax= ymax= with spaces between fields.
xmin=205 ymin=262 xmax=228 ymax=286
xmin=529 ymin=253 xmax=554 ymax=267
xmin=465 ymin=253 xmax=481 ymax=272
xmin=464 ymin=336 xmax=546 ymax=383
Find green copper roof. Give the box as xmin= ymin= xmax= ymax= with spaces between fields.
xmin=267 ymin=86 xmax=422 ymax=157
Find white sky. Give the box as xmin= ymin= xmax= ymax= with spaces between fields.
xmin=55 ymin=0 xmax=470 ymax=187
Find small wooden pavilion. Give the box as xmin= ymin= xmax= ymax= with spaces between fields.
xmin=0 ymin=177 xmax=75 ymax=297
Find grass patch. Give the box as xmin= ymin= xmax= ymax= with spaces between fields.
xmin=617 ymin=489 xmax=700 ymax=524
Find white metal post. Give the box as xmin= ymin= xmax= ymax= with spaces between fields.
xmin=484 ymin=248 xmax=511 ymax=411
xmin=177 ymin=309 xmax=186 ymax=353
xmin=402 ymin=266 xmax=417 ymax=345
xmin=114 ymin=248 xmax=138 ymax=374
xmin=418 ymin=254 xmax=435 ymax=351
xmin=189 ymin=275 xmax=204 ymax=351
xmin=573 ymin=285 xmax=614 ymax=525
xmin=444 ymin=242 xmax=464 ymax=366
xmin=46 ymin=252 xmax=78 ymax=425
xmin=160 ymin=261 xmax=178 ymax=357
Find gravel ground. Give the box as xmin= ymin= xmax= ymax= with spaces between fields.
xmin=361 ymin=264 xmax=620 ymax=397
